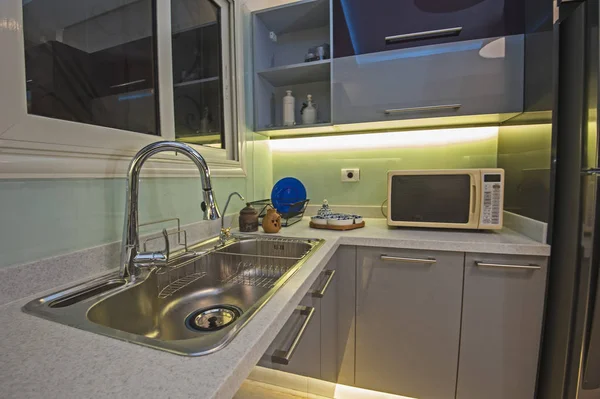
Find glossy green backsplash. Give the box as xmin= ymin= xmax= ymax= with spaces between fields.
xmin=1 ymin=126 xmax=498 ymax=268
xmin=271 ymin=135 xmax=498 ymax=206
xmin=0 ymin=137 xmax=271 ymax=268
xmin=498 ymin=124 xmax=553 ymax=222
xmin=0 ymin=177 xmax=243 ymax=268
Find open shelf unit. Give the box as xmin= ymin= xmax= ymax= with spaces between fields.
xmin=257 ymin=59 xmax=330 ymax=87
xmin=253 ymin=0 xmax=332 ymax=132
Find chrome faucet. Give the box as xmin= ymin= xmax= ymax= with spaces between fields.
xmin=219 ymin=192 xmax=245 ymax=244
xmin=120 ymin=141 xmax=221 ymax=279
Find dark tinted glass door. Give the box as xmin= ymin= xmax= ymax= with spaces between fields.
xmin=171 ymin=0 xmax=226 ymax=149
xmin=22 ymin=0 xmax=159 ymax=135
xmin=333 ymin=0 xmax=525 ymax=58
xmin=390 ymin=175 xmax=471 ymax=223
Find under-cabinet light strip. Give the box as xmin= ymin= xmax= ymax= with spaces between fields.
xmin=269 ymin=127 xmax=498 ymax=152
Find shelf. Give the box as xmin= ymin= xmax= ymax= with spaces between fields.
xmin=173 ymin=76 xmax=219 ymax=88
xmin=255 ymin=0 xmax=329 ymax=35
xmin=257 ymin=113 xmax=520 ymax=139
xmin=257 ymin=60 xmax=330 ymax=87
xmin=256 ymin=122 xmax=333 ymax=135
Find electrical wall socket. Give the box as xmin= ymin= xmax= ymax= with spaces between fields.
xmin=341 ymin=168 xmax=360 ymax=182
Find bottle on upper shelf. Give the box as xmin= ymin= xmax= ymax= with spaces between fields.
xmin=301 ymin=94 xmax=317 ymax=125
xmin=283 ymin=90 xmax=295 ymax=127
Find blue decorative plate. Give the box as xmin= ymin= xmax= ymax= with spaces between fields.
xmin=271 ymin=177 xmax=307 ymax=214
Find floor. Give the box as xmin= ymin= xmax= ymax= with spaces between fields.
xmin=234 ymin=380 xmax=329 ymax=399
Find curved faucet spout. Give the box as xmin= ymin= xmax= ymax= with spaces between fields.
xmin=120 ymin=141 xmax=221 ymax=278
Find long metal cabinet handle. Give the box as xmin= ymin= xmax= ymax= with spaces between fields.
xmin=384 ymin=104 xmax=462 ymax=114
xmin=109 ymin=79 xmax=146 ymax=89
xmin=271 ymin=306 xmax=316 ymax=365
xmin=385 ymin=27 xmax=463 ymax=44
xmin=311 ymin=270 xmax=336 ymax=298
xmin=476 ymin=262 xmax=541 ymax=270
xmin=380 ymin=255 xmax=437 ymax=264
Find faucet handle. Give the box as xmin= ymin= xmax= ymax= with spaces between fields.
xmin=135 ymin=229 xmax=170 ymax=269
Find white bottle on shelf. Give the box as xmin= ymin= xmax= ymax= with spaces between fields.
xmin=283 ymin=90 xmax=295 ymax=127
xmin=301 ymin=94 xmax=317 ymax=125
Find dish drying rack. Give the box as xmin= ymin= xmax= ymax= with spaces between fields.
xmin=249 ymin=199 xmax=310 ymax=227
xmin=148 ymin=230 xmax=312 ymax=299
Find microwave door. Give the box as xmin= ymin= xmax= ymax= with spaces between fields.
xmin=389 ymin=174 xmax=474 ymax=226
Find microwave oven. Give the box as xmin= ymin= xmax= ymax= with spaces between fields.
xmin=387 ymin=169 xmax=505 ymax=230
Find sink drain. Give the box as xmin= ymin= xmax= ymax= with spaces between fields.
xmin=185 ymin=305 xmax=241 ymax=332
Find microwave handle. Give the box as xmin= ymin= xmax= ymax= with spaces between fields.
xmin=470 ymin=183 xmax=477 ymax=216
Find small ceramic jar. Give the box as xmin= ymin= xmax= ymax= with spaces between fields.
xmin=262 ymin=208 xmax=282 ymax=233
xmin=239 ymin=203 xmax=259 ymax=232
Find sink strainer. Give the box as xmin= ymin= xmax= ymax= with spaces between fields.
xmin=186 ymin=305 xmax=241 ymax=332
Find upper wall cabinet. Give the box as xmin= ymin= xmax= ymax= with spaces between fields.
xmin=252 ymin=0 xmax=332 ymax=132
xmin=171 ymin=0 xmax=232 ymax=149
xmin=332 ymin=0 xmax=525 ymax=58
xmin=250 ymin=0 xmax=527 ymax=137
xmin=11 ymin=0 xmax=240 ymax=178
xmin=332 ymin=35 xmax=525 ymax=125
xmin=23 ymin=0 xmax=159 ymax=135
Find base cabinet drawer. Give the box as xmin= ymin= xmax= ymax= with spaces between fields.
xmin=332 ymin=35 xmax=524 ymax=126
xmin=320 ymin=246 xmax=356 ymax=385
xmin=259 ymin=259 xmax=340 ymax=379
xmin=355 ymin=247 xmax=464 ymax=398
xmin=259 ymin=292 xmax=322 ymax=379
xmin=456 ymin=253 xmax=548 ymax=399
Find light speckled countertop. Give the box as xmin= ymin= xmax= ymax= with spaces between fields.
xmin=0 ymin=219 xmax=549 ymax=399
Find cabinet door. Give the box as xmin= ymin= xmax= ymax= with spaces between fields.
xmin=356 ymin=247 xmax=464 ymax=398
xmin=333 ymin=0 xmax=524 ymax=58
xmin=332 ymin=35 xmax=524 ymax=126
xmin=457 ymin=253 xmax=548 ymax=399
xmin=321 ymin=246 xmax=356 ymax=385
xmin=259 ymin=280 xmax=322 ymax=379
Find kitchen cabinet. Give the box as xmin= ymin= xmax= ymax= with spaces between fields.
xmin=23 ymin=0 xmax=159 ymax=135
xmin=320 ymin=246 xmax=356 ymax=385
xmin=355 ymin=247 xmax=464 ymax=398
xmin=259 ymin=285 xmax=322 ymax=379
xmin=456 ymin=253 xmax=548 ymax=399
xmin=259 ymin=246 xmax=354 ymax=382
xmin=252 ymin=0 xmax=332 ymax=132
xmin=259 ymin=253 xmax=341 ymax=379
xmin=332 ymin=0 xmax=525 ymax=58
xmin=332 ymin=35 xmax=524 ymax=125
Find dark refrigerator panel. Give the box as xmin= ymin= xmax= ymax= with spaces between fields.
xmin=579 ymin=0 xmax=600 ymax=391
xmin=580 ymin=172 xmax=600 ymax=392
xmin=539 ymin=0 xmax=600 ymax=398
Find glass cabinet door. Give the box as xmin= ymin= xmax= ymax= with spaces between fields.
xmin=22 ymin=0 xmax=159 ymax=135
xmin=171 ymin=0 xmax=231 ymax=149
xmin=332 ymin=0 xmax=525 ymax=58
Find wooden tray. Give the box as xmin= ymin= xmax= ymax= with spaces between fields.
xmin=309 ymin=221 xmax=365 ymax=231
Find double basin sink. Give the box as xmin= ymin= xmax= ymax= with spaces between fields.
xmin=23 ymin=236 xmax=324 ymax=356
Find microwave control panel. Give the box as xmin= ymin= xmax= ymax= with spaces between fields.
xmin=481 ymin=173 xmax=503 ymax=226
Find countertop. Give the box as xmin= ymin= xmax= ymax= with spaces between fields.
xmin=0 ymin=219 xmax=549 ymax=399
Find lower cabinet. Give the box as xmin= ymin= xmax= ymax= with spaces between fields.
xmin=456 ymin=253 xmax=548 ymax=399
xmin=259 ymin=281 xmax=322 ymax=379
xmin=355 ymin=247 xmax=464 ymax=399
xmin=258 ymin=246 xmax=548 ymax=399
xmin=259 ymin=252 xmax=341 ymax=379
xmin=320 ymin=245 xmax=356 ymax=385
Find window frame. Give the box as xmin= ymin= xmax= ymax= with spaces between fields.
xmin=0 ymin=0 xmax=246 ymax=179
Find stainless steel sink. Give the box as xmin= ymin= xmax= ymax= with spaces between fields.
xmin=23 ymin=236 xmax=324 ymax=356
